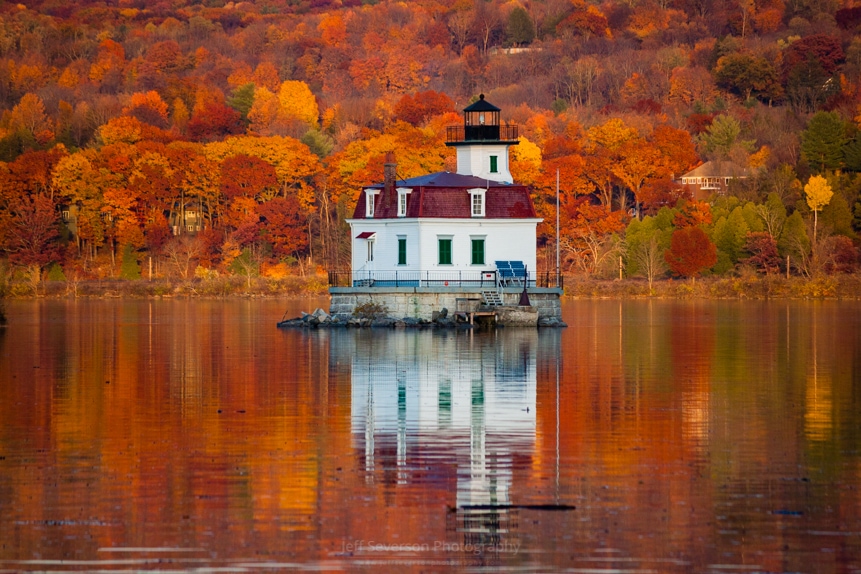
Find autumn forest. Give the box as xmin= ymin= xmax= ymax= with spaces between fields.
xmin=1 ymin=0 xmax=861 ymax=291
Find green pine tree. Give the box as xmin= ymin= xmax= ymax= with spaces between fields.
xmin=120 ymin=245 xmax=141 ymax=280
xmin=227 ymin=83 xmax=256 ymax=124
xmin=47 ymin=264 xmax=66 ymax=282
xmin=506 ymin=7 xmax=535 ymax=47
xmin=801 ymin=111 xmax=847 ymax=173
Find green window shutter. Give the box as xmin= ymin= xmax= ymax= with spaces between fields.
xmin=471 ymin=239 xmax=484 ymax=265
xmin=398 ymin=237 xmax=407 ymax=265
xmin=489 ymin=155 xmax=498 ymax=173
xmin=438 ymin=238 xmax=452 ymax=265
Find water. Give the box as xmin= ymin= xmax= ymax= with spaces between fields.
xmin=0 ymin=298 xmax=859 ymax=572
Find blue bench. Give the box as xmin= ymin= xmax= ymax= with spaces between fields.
xmin=495 ymin=260 xmax=526 ymax=286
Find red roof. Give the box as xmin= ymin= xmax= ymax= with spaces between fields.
xmin=355 ymin=231 xmax=376 ymax=238
xmin=352 ymin=172 xmax=537 ymax=220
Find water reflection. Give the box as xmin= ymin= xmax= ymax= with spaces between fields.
xmin=342 ymin=329 xmax=543 ymax=551
xmin=0 ymin=299 xmax=860 ymax=572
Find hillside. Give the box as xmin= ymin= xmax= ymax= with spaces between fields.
xmin=0 ymin=0 xmax=859 ymax=287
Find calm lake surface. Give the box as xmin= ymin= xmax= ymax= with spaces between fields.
xmin=1 ymin=298 xmax=860 ymax=573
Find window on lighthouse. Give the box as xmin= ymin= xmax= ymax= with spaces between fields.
xmin=489 ymin=155 xmax=498 ymax=173
xmin=438 ymin=238 xmax=452 ymax=265
xmin=469 ymin=188 xmax=486 ymax=217
xmin=398 ymin=237 xmax=407 ymax=265
xmin=364 ymin=189 xmax=380 ymax=218
xmin=471 ymin=238 xmax=485 ymax=265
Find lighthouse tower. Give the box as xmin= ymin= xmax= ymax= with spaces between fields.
xmin=445 ymin=94 xmax=519 ymax=184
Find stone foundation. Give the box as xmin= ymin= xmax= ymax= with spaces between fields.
xmin=328 ymin=287 xmax=562 ymax=327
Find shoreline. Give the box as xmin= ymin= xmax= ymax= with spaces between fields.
xmin=1 ymin=273 xmax=860 ymax=301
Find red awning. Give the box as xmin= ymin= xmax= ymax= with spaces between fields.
xmin=356 ymin=231 xmax=376 ymax=239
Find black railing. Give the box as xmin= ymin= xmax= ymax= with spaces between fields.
xmin=327 ymin=269 xmax=563 ymax=289
xmin=446 ymin=124 xmax=519 ymax=143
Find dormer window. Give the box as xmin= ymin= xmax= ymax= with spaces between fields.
xmin=469 ymin=188 xmax=486 ymax=217
xmin=365 ymin=189 xmax=380 ymax=218
xmin=397 ymin=187 xmax=412 ymax=217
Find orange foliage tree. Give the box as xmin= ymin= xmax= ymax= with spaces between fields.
xmin=393 ymin=91 xmax=455 ymax=126
xmin=125 ymin=91 xmax=170 ymax=128
xmin=559 ymin=197 xmax=628 ymax=275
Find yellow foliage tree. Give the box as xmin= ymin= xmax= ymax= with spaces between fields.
xmin=510 ymin=136 xmax=542 ymax=186
xmin=171 ymin=98 xmax=189 ymax=132
xmin=276 ymin=80 xmax=319 ymax=127
xmin=58 ymin=66 xmax=81 ymax=89
xmin=804 ymin=174 xmax=833 ymax=243
xmin=587 ymin=118 xmax=638 ymax=151
xmin=9 ymin=93 xmax=53 ymax=143
xmin=247 ymin=87 xmax=280 ymax=134
xmin=584 ymin=118 xmax=639 ymax=211
xmin=52 ymin=151 xmax=109 ymax=252
xmin=748 ymin=146 xmax=771 ymax=169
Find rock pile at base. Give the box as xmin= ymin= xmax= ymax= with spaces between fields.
xmin=277 ymin=307 xmax=468 ymax=329
xmin=277 ymin=307 xmax=566 ymax=329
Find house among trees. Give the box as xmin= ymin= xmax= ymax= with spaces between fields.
xmin=169 ymin=203 xmax=205 ymax=235
xmin=678 ymin=160 xmax=749 ymax=200
xmin=347 ymin=95 xmax=540 ymax=286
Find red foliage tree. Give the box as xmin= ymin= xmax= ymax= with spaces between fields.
xmin=686 ymin=113 xmax=714 ymax=135
xmin=822 ymin=236 xmax=860 ymax=274
xmin=639 ymin=178 xmax=691 ymax=215
xmin=131 ymin=162 xmax=176 ymax=226
xmin=257 ymin=196 xmax=308 ymax=258
xmin=782 ymin=34 xmax=844 ymax=79
xmin=632 ymin=99 xmax=662 ymax=115
xmin=187 ymin=102 xmax=244 ymax=141
xmin=144 ymin=41 xmax=187 ymax=74
xmin=836 ymin=7 xmax=861 ymax=29
xmin=664 ymin=226 xmax=717 ymax=278
xmin=742 ymin=232 xmax=782 ymax=274
xmin=196 ymin=227 xmax=225 ymax=268
xmin=144 ymin=220 xmax=171 ymax=255
xmin=220 ymin=154 xmax=277 ymax=200
xmin=4 ymin=193 xmax=60 ymax=272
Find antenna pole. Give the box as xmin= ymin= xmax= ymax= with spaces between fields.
xmin=556 ymin=169 xmax=560 ymax=288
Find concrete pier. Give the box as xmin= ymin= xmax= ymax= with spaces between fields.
xmin=328 ymin=286 xmax=563 ymax=327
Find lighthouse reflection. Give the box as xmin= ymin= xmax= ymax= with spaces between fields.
xmin=336 ymin=328 xmax=548 ymax=548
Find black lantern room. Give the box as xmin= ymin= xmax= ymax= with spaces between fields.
xmin=446 ymin=94 xmax=518 ymax=145
xmin=464 ymin=94 xmax=501 ymax=140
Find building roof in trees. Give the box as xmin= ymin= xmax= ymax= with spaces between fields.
xmin=680 ymin=160 xmax=749 ymax=179
xmin=352 ymin=171 xmax=537 ymax=219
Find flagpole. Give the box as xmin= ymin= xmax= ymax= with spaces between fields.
xmin=555 ymin=168 xmax=560 ymax=288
